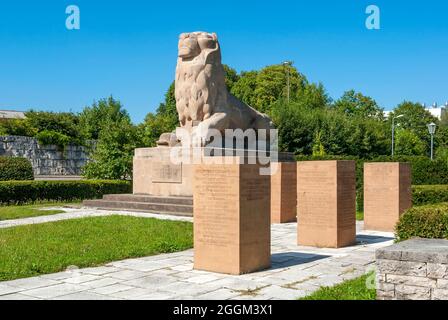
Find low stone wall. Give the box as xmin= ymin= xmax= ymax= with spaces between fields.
xmin=0 ymin=136 xmax=90 ymax=176
xmin=376 ymin=238 xmax=448 ymax=300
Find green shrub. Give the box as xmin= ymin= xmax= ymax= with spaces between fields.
xmin=0 ymin=157 xmax=34 ymax=181
xmin=396 ymin=203 xmax=448 ymax=241
xmin=35 ymin=130 xmax=71 ymax=148
xmin=412 ymin=185 xmax=448 ymax=206
xmin=0 ymin=180 xmax=131 ymax=205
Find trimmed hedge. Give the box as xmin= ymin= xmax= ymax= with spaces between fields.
xmin=0 ymin=157 xmax=34 ymax=181
xmin=412 ymin=185 xmax=448 ymax=206
xmin=396 ymin=203 xmax=448 ymax=241
xmin=0 ymin=180 xmax=132 ymax=205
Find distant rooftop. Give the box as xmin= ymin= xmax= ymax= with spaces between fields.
xmin=384 ymin=102 xmax=448 ymax=120
xmin=0 ymin=110 xmax=26 ymax=120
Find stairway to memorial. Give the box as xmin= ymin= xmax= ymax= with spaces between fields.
xmin=83 ymin=194 xmax=193 ymax=217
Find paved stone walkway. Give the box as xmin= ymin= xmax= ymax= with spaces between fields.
xmin=0 ymin=207 xmax=394 ymax=300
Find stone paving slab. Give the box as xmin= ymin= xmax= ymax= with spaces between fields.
xmin=0 ymin=207 xmax=394 ymax=300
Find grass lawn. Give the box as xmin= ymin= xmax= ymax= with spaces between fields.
xmin=0 ymin=202 xmax=82 ymax=221
xmin=0 ymin=215 xmax=193 ymax=281
xmin=300 ymin=273 xmax=376 ymax=300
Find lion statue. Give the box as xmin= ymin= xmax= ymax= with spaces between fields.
xmin=157 ymin=31 xmax=274 ymax=147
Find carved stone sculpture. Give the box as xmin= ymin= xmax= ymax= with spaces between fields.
xmin=157 ymin=31 xmax=274 ymax=147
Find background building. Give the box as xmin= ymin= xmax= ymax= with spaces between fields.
xmin=384 ymin=102 xmax=448 ymax=120
xmin=0 ymin=110 xmax=26 ymax=120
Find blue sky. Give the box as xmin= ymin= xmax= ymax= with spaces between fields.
xmin=0 ymin=0 xmax=447 ymax=123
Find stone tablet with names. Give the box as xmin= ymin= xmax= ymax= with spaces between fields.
xmin=297 ymin=160 xmax=356 ymax=248
xmin=151 ymin=162 xmax=182 ymax=183
xmin=364 ymin=162 xmax=411 ymax=232
xmin=193 ymin=160 xmax=271 ymax=275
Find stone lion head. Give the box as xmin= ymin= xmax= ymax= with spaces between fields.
xmin=177 ymin=32 xmax=220 ymax=61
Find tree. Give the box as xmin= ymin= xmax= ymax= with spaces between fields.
xmin=334 ymin=90 xmax=384 ymax=119
xmin=296 ymin=82 xmax=330 ymax=109
xmin=231 ymin=71 xmax=258 ymax=108
xmin=345 ymin=117 xmax=390 ymax=157
xmin=312 ymin=131 xmax=326 ymax=156
xmin=82 ymin=97 xmax=143 ymax=180
xmin=231 ymin=65 xmax=328 ymax=113
xmin=0 ymin=118 xmax=36 ymax=137
xmin=389 ymin=101 xmax=438 ymax=155
xmin=0 ymin=111 xmax=82 ymax=145
xmin=78 ymin=96 xmax=130 ymax=140
xmin=254 ymin=64 xmax=307 ymax=113
xmin=223 ymin=65 xmax=239 ymax=91
xmin=270 ymin=101 xmax=320 ymax=154
xmin=394 ymin=129 xmax=426 ymax=156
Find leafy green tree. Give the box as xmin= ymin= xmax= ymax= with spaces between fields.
xmin=231 ymin=71 xmax=258 ymax=107
xmin=0 ymin=119 xmax=36 ymax=137
xmin=0 ymin=111 xmax=81 ymax=145
xmin=81 ymin=97 xmax=143 ymax=180
xmin=78 ymin=96 xmax=130 ymax=140
xmin=317 ymin=109 xmax=352 ymax=155
xmin=83 ymin=116 xmax=141 ymax=180
xmin=270 ymin=101 xmax=320 ymax=154
xmin=232 ymin=65 xmax=327 ymax=112
xmin=334 ymin=90 xmax=384 ymax=119
xmin=345 ymin=117 xmax=390 ymax=157
xmin=394 ymin=129 xmax=426 ymax=156
xmin=24 ymin=111 xmax=80 ymax=138
xmin=389 ymin=101 xmax=438 ymax=154
xmin=254 ymin=64 xmax=307 ymax=113
xmin=296 ymin=82 xmax=330 ymax=109
xmin=312 ymin=131 xmax=326 ymax=156
xmin=223 ymin=65 xmax=240 ymax=91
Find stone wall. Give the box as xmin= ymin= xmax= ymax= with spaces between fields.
xmin=376 ymin=238 xmax=448 ymax=300
xmin=0 ymin=136 xmax=90 ymax=176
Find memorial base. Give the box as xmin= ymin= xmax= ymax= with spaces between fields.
xmin=297 ymin=160 xmax=356 ymax=248
xmin=364 ymin=162 xmax=412 ymax=232
xmin=271 ymin=162 xmax=297 ymax=223
xmin=193 ymin=159 xmax=271 ymax=275
xmin=133 ymin=146 xmax=294 ymax=197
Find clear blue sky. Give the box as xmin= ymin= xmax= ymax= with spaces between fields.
xmin=1 ymin=0 xmax=447 ymax=123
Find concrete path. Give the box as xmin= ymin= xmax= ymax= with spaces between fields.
xmin=0 ymin=207 xmax=394 ymax=300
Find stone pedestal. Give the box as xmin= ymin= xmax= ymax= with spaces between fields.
xmin=364 ymin=162 xmax=412 ymax=232
xmin=297 ymin=160 xmax=356 ymax=248
xmin=193 ymin=159 xmax=271 ymax=275
xmin=271 ymin=162 xmax=297 ymax=223
xmin=133 ymin=146 xmax=294 ymax=197
xmin=133 ymin=147 xmax=193 ymax=197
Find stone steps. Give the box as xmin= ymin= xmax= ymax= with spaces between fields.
xmin=102 ymin=194 xmax=193 ymax=205
xmin=83 ymin=194 xmax=193 ymax=217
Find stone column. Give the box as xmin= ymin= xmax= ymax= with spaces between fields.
xmin=297 ymin=160 xmax=356 ymax=248
xmin=364 ymin=162 xmax=412 ymax=232
xmin=271 ymin=162 xmax=297 ymax=224
xmin=193 ymin=159 xmax=271 ymax=275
